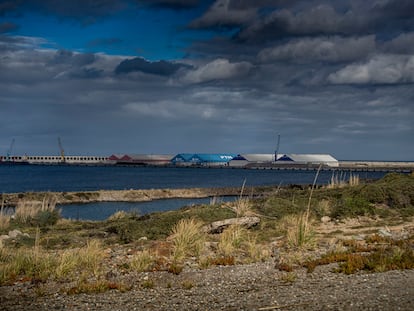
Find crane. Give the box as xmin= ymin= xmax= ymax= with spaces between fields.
xmin=274 ymin=134 xmax=280 ymax=162
xmin=6 ymin=139 xmax=15 ymax=162
xmin=58 ymin=137 xmax=65 ymax=163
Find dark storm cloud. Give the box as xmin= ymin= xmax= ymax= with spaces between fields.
xmin=115 ymin=57 xmax=190 ymax=76
xmin=383 ymin=32 xmax=414 ymax=54
xmin=0 ymin=21 xmax=18 ymax=33
xmin=0 ymin=34 xmax=45 ymax=52
xmin=138 ymin=0 xmax=201 ymax=9
xmin=0 ymin=1 xmax=21 ymax=16
xmin=178 ymin=58 xmax=253 ymax=84
xmin=0 ymin=1 xmax=413 ymax=159
xmin=236 ymin=5 xmax=369 ymax=42
xmin=8 ymin=0 xmax=127 ymax=25
xmin=189 ymin=0 xmax=257 ymax=29
xmin=51 ymin=50 xmax=96 ymax=66
xmin=232 ymin=1 xmax=414 ymax=43
xmin=258 ymin=35 xmax=376 ymax=64
xmin=65 ymin=67 xmax=105 ymax=79
xmin=188 ymin=0 xmax=302 ymax=30
xmin=376 ymin=0 xmax=414 ymax=19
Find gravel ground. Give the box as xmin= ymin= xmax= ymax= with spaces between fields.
xmin=1 ymin=262 xmax=413 ymax=311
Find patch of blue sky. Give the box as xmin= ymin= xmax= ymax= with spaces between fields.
xmin=4 ymin=6 xmax=219 ymax=61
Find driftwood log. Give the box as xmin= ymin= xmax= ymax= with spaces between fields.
xmin=203 ymin=216 xmax=260 ymax=234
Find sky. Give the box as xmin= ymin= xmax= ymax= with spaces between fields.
xmin=0 ymin=0 xmax=413 ymax=161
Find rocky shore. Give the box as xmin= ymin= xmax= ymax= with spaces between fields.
xmin=1 ymin=174 xmax=413 ymax=310
xmin=1 ymin=217 xmax=414 ymax=311
xmin=1 ymin=261 xmax=413 ymax=311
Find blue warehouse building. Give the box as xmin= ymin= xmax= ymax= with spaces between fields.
xmin=171 ymin=153 xmax=236 ymax=166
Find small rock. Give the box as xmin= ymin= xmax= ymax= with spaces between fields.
xmin=354 ymin=234 xmax=366 ymax=241
xmin=378 ymin=228 xmax=392 ymax=237
xmin=203 ymin=216 xmax=260 ymax=234
xmin=0 ymin=234 xmax=9 ymax=241
xmin=321 ymin=216 xmax=331 ymax=223
xmin=8 ymin=229 xmax=22 ymax=239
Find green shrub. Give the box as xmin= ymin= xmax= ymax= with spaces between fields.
xmin=33 ymin=210 xmax=60 ymax=227
xmin=331 ymin=196 xmax=374 ymax=218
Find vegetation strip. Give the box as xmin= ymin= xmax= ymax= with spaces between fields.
xmin=0 ymin=172 xmax=413 ymax=296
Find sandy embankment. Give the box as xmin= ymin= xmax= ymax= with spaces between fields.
xmin=1 ymin=187 xmax=244 ymax=206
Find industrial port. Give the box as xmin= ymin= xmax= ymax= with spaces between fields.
xmin=1 ymin=138 xmax=413 ymax=171
xmin=1 ymin=153 xmax=413 ymax=172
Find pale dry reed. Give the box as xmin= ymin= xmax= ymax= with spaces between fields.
xmin=217 ymin=224 xmax=247 ymax=257
xmin=14 ymin=195 xmax=57 ymax=223
xmin=0 ymin=195 xmax=10 ymax=230
xmin=327 ymin=171 xmax=360 ymax=188
xmin=170 ymin=218 xmax=205 ymax=262
xmin=130 ymin=250 xmax=155 ymax=272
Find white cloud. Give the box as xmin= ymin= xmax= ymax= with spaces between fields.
xmin=328 ymin=54 xmax=414 ymax=84
xmin=179 ymin=58 xmax=253 ymax=84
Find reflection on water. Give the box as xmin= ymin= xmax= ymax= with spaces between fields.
xmin=59 ymin=196 xmax=237 ymax=221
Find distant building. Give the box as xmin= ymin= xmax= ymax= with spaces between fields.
xmin=109 ymin=154 xmax=173 ymax=165
xmin=229 ymin=153 xmax=339 ymax=167
xmin=277 ymin=154 xmax=339 ymax=167
xmin=229 ymin=154 xmax=276 ymax=167
xmin=171 ymin=153 xmax=236 ymax=166
xmin=26 ymin=155 xmax=109 ymax=165
xmin=171 ymin=153 xmax=196 ymax=165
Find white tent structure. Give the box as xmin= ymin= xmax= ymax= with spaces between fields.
xmin=229 ymin=154 xmax=276 ymax=167
xmin=229 ymin=153 xmax=339 ymax=167
xmin=277 ymin=154 xmax=339 ymax=167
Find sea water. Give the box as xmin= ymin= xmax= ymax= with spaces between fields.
xmin=0 ymin=165 xmax=387 ymax=193
xmin=0 ymin=165 xmax=388 ymax=221
xmin=60 ymin=196 xmax=237 ymax=221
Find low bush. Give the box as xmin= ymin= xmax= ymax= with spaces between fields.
xmin=304 ymin=237 xmax=414 ymax=274
xmin=0 ymin=239 xmax=105 ymax=285
xmin=331 ymin=196 xmax=374 ymax=218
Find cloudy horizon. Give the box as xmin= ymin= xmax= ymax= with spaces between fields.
xmin=1 ymin=0 xmax=413 ymax=161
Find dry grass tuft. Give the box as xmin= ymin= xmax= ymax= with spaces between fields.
xmin=199 ymin=255 xmax=235 ymax=268
xmin=14 ymin=195 xmax=58 ymax=224
xmin=245 ymin=236 xmax=271 ymax=263
xmin=0 ymin=196 xmax=10 ymax=230
xmin=229 ymin=179 xmax=256 ymax=217
xmin=281 ymin=214 xmax=316 ymax=249
xmin=327 ymin=172 xmax=360 ymax=189
xmin=217 ymin=224 xmax=247 ymax=257
xmin=130 ymin=249 xmax=155 ymax=272
xmin=279 ymin=271 xmax=297 ymax=283
xmin=108 ymin=210 xmax=128 ymax=221
xmin=170 ymin=218 xmax=205 ymax=262
xmin=0 ymin=237 xmax=105 ymax=285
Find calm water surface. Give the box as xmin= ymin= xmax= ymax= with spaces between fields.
xmin=0 ymin=165 xmax=386 ymax=193
xmin=1 ymin=165 xmax=388 ymax=221
xmin=60 ymin=197 xmax=237 ymax=221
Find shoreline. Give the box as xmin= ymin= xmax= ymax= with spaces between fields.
xmin=1 ymin=160 xmax=413 ymax=172
xmin=1 ymin=186 xmax=253 ymax=207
